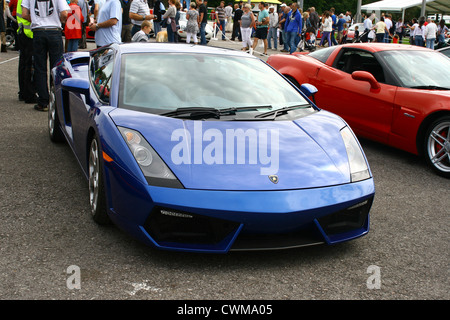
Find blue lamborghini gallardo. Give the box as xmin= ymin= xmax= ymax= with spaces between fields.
xmin=49 ymin=43 xmax=375 ymax=253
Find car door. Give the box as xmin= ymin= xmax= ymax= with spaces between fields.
xmin=314 ymin=48 xmax=397 ymax=144
xmin=71 ymin=47 xmax=115 ymax=168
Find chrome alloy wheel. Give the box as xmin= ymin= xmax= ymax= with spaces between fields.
xmin=89 ymin=138 xmax=100 ymax=216
xmin=48 ymin=88 xmax=56 ymax=137
xmin=427 ymin=120 xmax=450 ymax=174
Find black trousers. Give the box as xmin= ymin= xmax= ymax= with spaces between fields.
xmin=231 ymin=20 xmax=241 ymax=41
xmin=33 ymin=30 xmax=63 ymax=107
xmin=18 ymin=30 xmax=35 ymax=101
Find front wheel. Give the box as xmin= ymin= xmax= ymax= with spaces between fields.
xmin=88 ymin=136 xmax=110 ymax=224
xmin=423 ymin=116 xmax=450 ymax=178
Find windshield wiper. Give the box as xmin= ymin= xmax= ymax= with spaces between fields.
xmin=254 ymin=104 xmax=311 ymax=119
xmin=160 ymin=107 xmax=220 ymax=119
xmin=160 ymin=106 xmax=272 ymax=119
xmin=409 ymin=85 xmax=450 ymax=90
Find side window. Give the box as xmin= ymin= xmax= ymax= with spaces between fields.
xmin=335 ymin=50 xmax=386 ymax=83
xmin=308 ymin=46 xmax=337 ymax=63
xmin=90 ymin=48 xmax=114 ymax=103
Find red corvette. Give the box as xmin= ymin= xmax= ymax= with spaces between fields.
xmin=267 ymin=43 xmax=450 ymax=178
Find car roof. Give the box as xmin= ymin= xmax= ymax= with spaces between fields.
xmin=114 ymin=42 xmax=255 ymax=59
xmin=339 ymin=43 xmax=433 ymax=53
xmin=437 ymin=46 xmax=450 ymax=52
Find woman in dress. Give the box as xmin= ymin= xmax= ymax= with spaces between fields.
xmin=185 ymin=2 xmax=199 ymax=44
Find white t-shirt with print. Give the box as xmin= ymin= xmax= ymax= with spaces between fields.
xmin=21 ymin=0 xmax=70 ymax=30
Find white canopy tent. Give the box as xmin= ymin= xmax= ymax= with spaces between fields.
xmin=360 ymin=0 xmax=450 ymax=22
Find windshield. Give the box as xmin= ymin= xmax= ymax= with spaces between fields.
xmin=378 ymin=50 xmax=450 ymax=89
xmin=119 ymin=53 xmax=314 ymax=117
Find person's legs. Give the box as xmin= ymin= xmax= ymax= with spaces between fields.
xmin=33 ymin=31 xmax=49 ymax=109
xmin=252 ymin=37 xmax=259 ymax=51
xmin=289 ymin=31 xmax=297 ymax=53
xmin=18 ymin=31 xmax=35 ymax=102
xmin=331 ymin=29 xmax=337 ymax=45
xmin=326 ymin=32 xmax=332 ymax=46
xmin=48 ymin=31 xmax=64 ymax=72
xmin=153 ymin=21 xmax=161 ymax=37
xmin=272 ymin=28 xmax=278 ymax=50
xmin=121 ymin=24 xmax=132 ymax=42
xmin=131 ymin=24 xmax=141 ymax=38
xmin=200 ymin=22 xmax=207 ymax=45
xmin=220 ymin=20 xmax=226 ymax=40
xmin=281 ymin=30 xmax=289 ymax=51
xmin=67 ymin=39 xmax=79 ymax=52
xmin=319 ymin=31 xmax=326 ymax=46
xmin=167 ymin=26 xmax=174 ymax=42
xmin=376 ymin=33 xmax=384 ymax=43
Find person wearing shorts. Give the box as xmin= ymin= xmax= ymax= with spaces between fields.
xmin=251 ymin=2 xmax=269 ymax=55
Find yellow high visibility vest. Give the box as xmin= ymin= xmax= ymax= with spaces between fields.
xmin=16 ymin=0 xmax=33 ymax=39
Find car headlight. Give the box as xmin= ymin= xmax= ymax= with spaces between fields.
xmin=340 ymin=126 xmax=371 ymax=182
xmin=119 ymin=127 xmax=183 ymax=188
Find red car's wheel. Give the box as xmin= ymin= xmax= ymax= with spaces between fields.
xmin=424 ymin=116 xmax=450 ymax=178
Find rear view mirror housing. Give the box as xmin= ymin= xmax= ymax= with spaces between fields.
xmin=300 ymin=83 xmax=318 ymax=104
xmin=61 ymin=78 xmax=91 ymax=100
xmin=351 ymin=71 xmax=380 ymax=90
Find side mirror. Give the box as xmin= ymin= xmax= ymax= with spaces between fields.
xmin=299 ymin=83 xmax=318 ymax=97
xmin=300 ymin=83 xmax=318 ymax=104
xmin=61 ymin=78 xmax=90 ymax=100
xmin=351 ymin=71 xmax=380 ymax=90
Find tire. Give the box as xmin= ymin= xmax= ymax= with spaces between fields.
xmin=423 ymin=116 xmax=450 ymax=178
xmin=48 ymin=84 xmax=65 ymax=143
xmin=88 ymin=136 xmax=110 ymax=224
xmin=5 ymin=28 xmax=15 ymax=48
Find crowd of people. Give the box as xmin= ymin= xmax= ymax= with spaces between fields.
xmin=1 ymin=0 xmax=449 ymax=112
xmin=360 ymin=12 xmax=449 ymax=50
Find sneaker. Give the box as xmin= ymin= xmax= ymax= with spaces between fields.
xmin=34 ymin=104 xmax=48 ymax=112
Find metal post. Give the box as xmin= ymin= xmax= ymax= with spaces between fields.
xmin=356 ymin=0 xmax=362 ymax=23
xmin=420 ymin=0 xmax=427 ymax=17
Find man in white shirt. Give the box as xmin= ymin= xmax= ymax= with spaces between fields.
xmin=267 ymin=5 xmax=278 ymax=50
xmin=89 ymin=0 xmax=122 ymax=47
xmin=129 ymin=0 xmax=154 ymax=38
xmin=362 ymin=15 xmax=373 ymax=42
xmin=21 ymin=0 xmax=70 ymax=111
xmin=224 ymin=2 xmax=233 ymax=32
xmin=424 ymin=18 xmax=437 ymax=49
xmin=94 ymin=0 xmax=105 ymax=20
xmin=384 ymin=14 xmax=392 ymax=43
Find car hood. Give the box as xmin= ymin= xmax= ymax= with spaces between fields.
xmin=109 ymin=109 xmax=352 ymax=190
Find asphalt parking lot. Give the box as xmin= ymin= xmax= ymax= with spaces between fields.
xmin=0 ymin=38 xmax=448 ymax=301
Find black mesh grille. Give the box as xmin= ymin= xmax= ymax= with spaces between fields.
xmin=317 ymin=197 xmax=373 ymax=235
xmin=144 ymin=207 xmax=240 ymax=245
